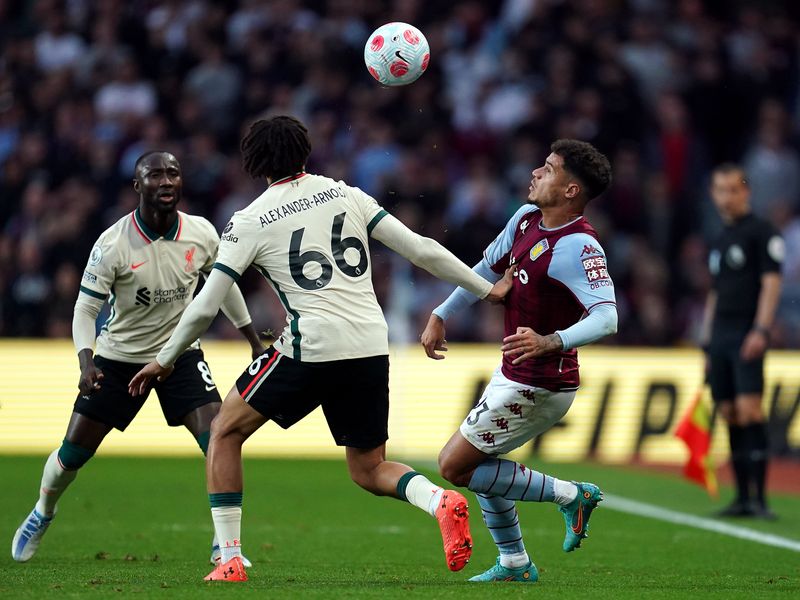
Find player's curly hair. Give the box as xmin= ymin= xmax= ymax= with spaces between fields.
xmin=240 ymin=116 xmax=312 ymax=181
xmin=551 ymin=139 xmax=612 ymax=201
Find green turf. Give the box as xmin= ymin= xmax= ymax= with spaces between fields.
xmin=2 ymin=456 xmax=798 ymax=598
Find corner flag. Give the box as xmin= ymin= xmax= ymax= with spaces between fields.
xmin=674 ymin=388 xmax=719 ymax=498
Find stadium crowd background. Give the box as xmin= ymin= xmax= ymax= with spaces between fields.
xmin=1 ymin=0 xmax=800 ymax=348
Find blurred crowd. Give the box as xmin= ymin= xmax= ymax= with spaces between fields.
xmin=2 ymin=0 xmax=800 ymax=347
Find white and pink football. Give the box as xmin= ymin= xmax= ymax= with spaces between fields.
xmin=364 ymin=22 xmax=430 ymax=87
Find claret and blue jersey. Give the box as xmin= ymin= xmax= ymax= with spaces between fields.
xmin=484 ymin=204 xmax=616 ymax=391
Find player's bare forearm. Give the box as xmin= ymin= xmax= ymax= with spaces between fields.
xmin=77 ymin=348 xmax=104 ymax=395
xmin=239 ymin=323 xmax=267 ymax=358
xmin=421 ymin=313 xmax=448 ymax=360
xmin=539 ymin=333 xmax=564 ymax=353
xmin=78 ymin=347 xmax=94 ymax=370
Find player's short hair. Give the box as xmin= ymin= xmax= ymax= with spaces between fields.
xmin=551 ymin=139 xmax=612 ymax=201
xmin=240 ymin=116 xmax=311 ymax=181
xmin=134 ymin=151 xmax=177 ymax=176
xmin=711 ymin=162 xmax=749 ymax=186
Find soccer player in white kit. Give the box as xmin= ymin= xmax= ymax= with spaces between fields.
xmin=129 ymin=116 xmax=512 ymax=581
xmin=11 ymin=152 xmax=266 ymax=565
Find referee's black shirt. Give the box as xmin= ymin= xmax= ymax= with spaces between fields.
xmin=709 ymin=213 xmax=783 ymax=334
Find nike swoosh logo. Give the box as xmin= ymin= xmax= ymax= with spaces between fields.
xmin=205 ymin=385 xmax=217 ymax=391
xmin=131 ymin=262 xmax=147 ymax=270
xmin=571 ymin=506 xmax=584 ymax=534
xmin=395 ymin=50 xmax=408 ymax=63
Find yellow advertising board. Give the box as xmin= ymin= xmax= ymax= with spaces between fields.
xmin=0 ymin=340 xmax=798 ymax=464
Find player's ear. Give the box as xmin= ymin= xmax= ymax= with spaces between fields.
xmin=132 ymin=178 xmax=140 ymax=193
xmin=565 ymin=180 xmax=580 ymax=199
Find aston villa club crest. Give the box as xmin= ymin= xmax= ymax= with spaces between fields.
xmin=529 ymin=238 xmax=550 ymax=261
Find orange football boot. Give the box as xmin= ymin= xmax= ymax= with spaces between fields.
xmin=435 ymin=490 xmax=473 ymax=571
xmin=204 ymin=555 xmax=248 ymax=582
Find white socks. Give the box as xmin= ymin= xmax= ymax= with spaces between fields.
xmin=500 ymin=550 xmax=531 ymax=569
xmin=35 ymin=449 xmax=77 ymax=517
xmin=553 ymin=479 xmax=579 ymax=506
xmin=404 ymin=474 xmax=444 ymax=517
xmin=211 ymin=506 xmax=242 ymax=562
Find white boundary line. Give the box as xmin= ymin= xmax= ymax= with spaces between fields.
xmin=603 ymin=494 xmax=800 ymax=553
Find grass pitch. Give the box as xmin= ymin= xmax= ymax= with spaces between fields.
xmin=2 ymin=455 xmax=798 ymax=599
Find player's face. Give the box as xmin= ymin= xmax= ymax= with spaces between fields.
xmin=134 ymin=153 xmax=182 ymax=213
xmin=528 ymin=153 xmax=572 ymax=208
xmin=711 ymin=171 xmax=749 ymax=223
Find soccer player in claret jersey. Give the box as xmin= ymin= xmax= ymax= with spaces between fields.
xmin=129 ymin=116 xmax=513 ymax=582
xmin=11 ymin=152 xmax=266 ymax=566
xmin=421 ymin=140 xmax=617 ymax=583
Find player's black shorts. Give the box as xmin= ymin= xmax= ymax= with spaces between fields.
xmin=707 ymin=330 xmax=764 ymax=402
xmin=236 ymin=346 xmax=389 ymax=449
xmin=73 ymin=349 xmax=222 ymax=431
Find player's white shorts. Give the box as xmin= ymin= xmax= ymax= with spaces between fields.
xmin=459 ymin=366 xmax=575 ymax=455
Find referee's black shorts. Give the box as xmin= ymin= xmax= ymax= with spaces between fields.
xmin=73 ymin=349 xmax=222 ymax=430
xmin=707 ymin=329 xmax=764 ymax=402
xmin=235 ymin=346 xmax=389 ymax=449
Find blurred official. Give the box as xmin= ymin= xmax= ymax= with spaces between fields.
xmin=700 ymin=163 xmax=784 ymax=519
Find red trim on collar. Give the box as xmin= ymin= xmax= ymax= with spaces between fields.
xmin=270 ymin=172 xmax=307 ymax=187
xmin=131 ymin=212 xmax=151 ymax=243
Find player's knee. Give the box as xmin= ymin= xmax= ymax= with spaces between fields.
xmin=209 ymin=413 xmax=238 ymax=443
xmin=438 ymin=451 xmax=469 ymax=487
xmin=57 ymin=439 xmax=95 ymax=470
xmin=348 ymin=466 xmax=380 ymax=495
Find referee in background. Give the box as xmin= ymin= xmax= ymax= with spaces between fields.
xmin=700 ymin=163 xmax=784 ymax=519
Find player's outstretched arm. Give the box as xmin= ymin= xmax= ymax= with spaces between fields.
xmin=370 ymin=213 xmax=510 ymax=301
xmin=128 ymin=269 xmax=235 ymax=395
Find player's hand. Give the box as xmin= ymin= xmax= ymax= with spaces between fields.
xmin=251 ymin=343 xmax=268 ymax=360
xmin=502 ymin=327 xmax=563 ymax=364
xmin=128 ymin=361 xmax=174 ymax=397
xmin=485 ymin=266 xmax=515 ymax=304
xmin=740 ymin=329 xmax=768 ymax=361
xmin=78 ymin=365 xmax=104 ymax=396
xmin=421 ymin=314 xmax=448 ymax=360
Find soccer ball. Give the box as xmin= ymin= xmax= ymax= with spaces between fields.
xmin=364 ymin=22 xmax=430 ymax=87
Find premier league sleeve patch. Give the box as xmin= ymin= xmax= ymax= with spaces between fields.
xmin=529 ymin=238 xmax=550 ymax=261
xmin=89 ymin=245 xmax=103 ymax=266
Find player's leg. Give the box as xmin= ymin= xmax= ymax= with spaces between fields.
xmin=438 ymin=430 xmax=536 ymax=581
xmin=154 ymin=349 xmax=246 ymax=565
xmin=13 ymin=356 xmax=142 ymax=562
xmin=439 ymin=371 xmax=598 ymax=580
xmin=344 ymin=444 xmax=473 ymax=571
xmin=12 ymin=413 xmax=112 ymax=562
xmin=203 ymin=347 xmax=299 ymax=582
xmin=326 ymin=355 xmax=471 ymax=571
xmin=203 ymin=387 xmax=266 ymax=582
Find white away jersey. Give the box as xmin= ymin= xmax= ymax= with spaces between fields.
xmin=214 ymin=172 xmax=390 ymax=362
xmin=80 ymin=209 xmax=220 ymax=362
